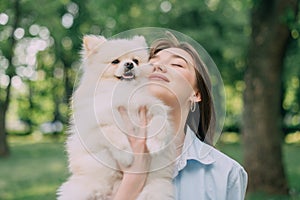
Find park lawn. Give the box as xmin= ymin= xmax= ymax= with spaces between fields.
xmin=0 ymin=135 xmax=299 ymax=200
xmin=0 ymin=136 xmax=69 ymax=200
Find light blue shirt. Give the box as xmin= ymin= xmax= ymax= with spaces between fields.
xmin=173 ymin=127 xmax=248 ymax=200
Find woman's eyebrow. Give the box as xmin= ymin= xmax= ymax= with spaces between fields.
xmin=171 ymin=54 xmax=188 ymax=64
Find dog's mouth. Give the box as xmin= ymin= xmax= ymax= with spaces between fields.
xmin=121 ymin=69 xmax=135 ymax=80
xmin=114 ymin=61 xmax=137 ymax=81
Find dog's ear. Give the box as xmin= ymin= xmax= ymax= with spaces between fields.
xmin=83 ymin=35 xmax=107 ymax=53
xmin=132 ymin=35 xmax=147 ymax=47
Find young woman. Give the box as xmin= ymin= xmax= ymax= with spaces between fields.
xmin=114 ymin=33 xmax=248 ymax=200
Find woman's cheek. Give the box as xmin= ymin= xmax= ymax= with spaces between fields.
xmin=172 ymin=71 xmax=195 ymax=97
xmin=171 ymin=82 xmax=193 ymax=103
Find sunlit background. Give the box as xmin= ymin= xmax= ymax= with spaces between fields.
xmin=0 ymin=0 xmax=299 ymax=199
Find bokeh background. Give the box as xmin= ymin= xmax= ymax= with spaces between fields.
xmin=0 ymin=0 xmax=299 ymax=199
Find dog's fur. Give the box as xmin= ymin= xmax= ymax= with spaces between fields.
xmin=57 ymin=35 xmax=175 ymax=199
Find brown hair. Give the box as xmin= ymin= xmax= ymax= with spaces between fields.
xmin=149 ymin=32 xmax=216 ymax=145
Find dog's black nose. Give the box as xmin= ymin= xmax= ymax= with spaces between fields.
xmin=124 ymin=62 xmax=134 ymax=70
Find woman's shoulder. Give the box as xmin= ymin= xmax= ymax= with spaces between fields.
xmin=186 ymin=133 xmax=246 ymax=175
xmin=209 ymin=143 xmax=242 ymax=167
xmin=179 ymin=128 xmax=248 ymax=198
xmin=202 ymin=141 xmax=246 ymax=172
xmin=184 ymin=127 xmax=247 ymax=176
xmin=202 ymin=141 xmax=248 ymax=183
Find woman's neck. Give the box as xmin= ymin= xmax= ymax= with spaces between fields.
xmin=170 ymin=105 xmax=189 ymax=157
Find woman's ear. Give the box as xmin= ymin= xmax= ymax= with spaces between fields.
xmin=194 ymin=91 xmax=202 ymax=102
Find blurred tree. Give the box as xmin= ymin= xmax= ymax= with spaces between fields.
xmin=0 ymin=0 xmax=20 ymax=157
xmin=0 ymin=0 xmax=299 ymax=158
xmin=242 ymin=0 xmax=299 ymax=194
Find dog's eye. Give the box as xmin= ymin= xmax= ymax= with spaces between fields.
xmin=132 ymin=59 xmax=139 ymax=65
xmin=112 ymin=59 xmax=120 ymax=64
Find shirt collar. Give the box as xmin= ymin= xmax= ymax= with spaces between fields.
xmin=174 ymin=126 xmax=215 ymax=177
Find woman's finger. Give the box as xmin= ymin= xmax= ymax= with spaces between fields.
xmin=118 ymin=106 xmax=135 ymax=135
xmin=138 ymin=106 xmax=148 ymax=139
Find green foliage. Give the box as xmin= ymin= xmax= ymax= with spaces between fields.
xmin=283 ymin=35 xmax=300 ymax=131
xmin=0 ymin=0 xmax=299 ymax=135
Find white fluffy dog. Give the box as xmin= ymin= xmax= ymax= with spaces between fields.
xmin=57 ymin=35 xmax=175 ymax=199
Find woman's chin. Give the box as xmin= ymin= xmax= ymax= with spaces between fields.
xmin=147 ymin=84 xmax=178 ymax=105
xmin=148 ymin=83 xmax=167 ymax=95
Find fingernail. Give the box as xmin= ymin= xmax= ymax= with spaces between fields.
xmin=118 ymin=107 xmax=125 ymax=113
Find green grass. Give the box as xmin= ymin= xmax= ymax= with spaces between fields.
xmin=0 ymin=135 xmax=299 ymax=200
xmin=0 ymin=136 xmax=69 ymax=200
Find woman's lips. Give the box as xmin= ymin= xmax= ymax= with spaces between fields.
xmin=148 ymin=73 xmax=169 ymax=82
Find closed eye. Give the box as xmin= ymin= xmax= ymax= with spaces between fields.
xmin=112 ymin=59 xmax=120 ymax=64
xmin=172 ymin=64 xmax=183 ymax=68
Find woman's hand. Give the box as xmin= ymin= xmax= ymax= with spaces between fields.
xmin=113 ymin=106 xmax=151 ymax=200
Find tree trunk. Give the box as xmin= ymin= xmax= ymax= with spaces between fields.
xmin=0 ymin=105 xmax=9 ymax=157
xmin=0 ymin=0 xmax=20 ymax=157
xmin=243 ymin=0 xmax=298 ymax=194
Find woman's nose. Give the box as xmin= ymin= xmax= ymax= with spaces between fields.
xmin=152 ymin=63 xmax=167 ymax=72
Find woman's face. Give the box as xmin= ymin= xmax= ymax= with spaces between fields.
xmin=148 ymin=48 xmax=200 ymax=107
